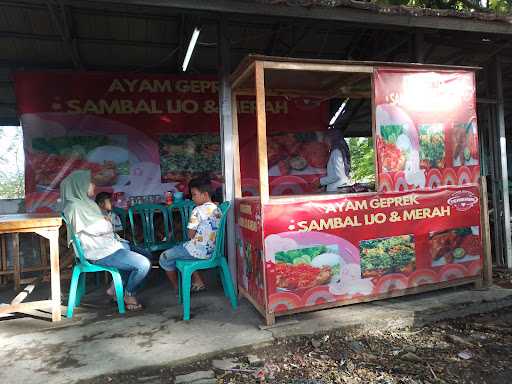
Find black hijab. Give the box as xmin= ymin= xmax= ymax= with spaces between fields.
xmin=327 ymin=128 xmax=351 ymax=178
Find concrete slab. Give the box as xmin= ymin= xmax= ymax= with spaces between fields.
xmin=0 ymin=282 xmax=510 ymax=384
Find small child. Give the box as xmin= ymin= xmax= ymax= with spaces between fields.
xmin=95 ymin=191 xmax=153 ymax=260
xmin=95 ymin=192 xmax=123 ymax=232
xmin=159 ymin=177 xmax=221 ymax=291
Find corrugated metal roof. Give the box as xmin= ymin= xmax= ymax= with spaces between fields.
xmin=0 ymin=0 xmax=511 ymax=125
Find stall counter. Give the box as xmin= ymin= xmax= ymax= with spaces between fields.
xmin=236 ymin=186 xmax=483 ymax=325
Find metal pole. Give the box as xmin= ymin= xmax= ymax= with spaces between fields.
xmin=495 ymin=56 xmax=512 ymax=268
xmin=414 ymin=30 xmax=424 ymax=63
xmin=218 ymin=16 xmax=237 ymax=284
xmin=484 ymin=65 xmax=504 ymax=266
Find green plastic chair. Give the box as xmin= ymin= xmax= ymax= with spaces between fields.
xmin=176 ymin=201 xmax=237 ymax=320
xmin=112 ymin=207 xmax=128 ymax=237
xmin=128 ymin=203 xmax=175 ymax=253
xmin=61 ymin=214 xmax=125 ymax=318
xmin=169 ymin=200 xmax=195 ymax=241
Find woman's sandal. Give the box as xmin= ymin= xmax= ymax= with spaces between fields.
xmin=191 ymin=283 xmax=206 ymax=293
xmin=124 ymin=295 xmax=144 ymax=311
xmin=124 ymin=301 xmax=144 ymax=311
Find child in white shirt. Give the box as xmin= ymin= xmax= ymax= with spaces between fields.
xmin=159 ymin=177 xmax=221 ymax=291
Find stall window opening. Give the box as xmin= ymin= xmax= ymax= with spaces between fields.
xmin=264 ymin=70 xmax=375 ymax=197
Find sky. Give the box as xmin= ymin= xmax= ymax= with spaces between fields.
xmin=0 ymin=126 xmax=24 ymax=177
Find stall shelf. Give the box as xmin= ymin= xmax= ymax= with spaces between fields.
xmin=231 ymin=55 xmax=490 ymax=326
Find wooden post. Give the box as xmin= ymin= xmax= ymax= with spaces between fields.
xmin=40 ymin=237 xmax=49 ymax=267
xmin=12 ymin=233 xmax=20 ymax=291
xmin=37 ymin=229 xmax=62 ymax=321
xmin=0 ymin=235 xmax=6 ymax=285
xmin=480 ymin=176 xmax=493 ymax=286
xmin=255 ymin=60 xmax=274 ymax=325
xmin=255 ymin=62 xmax=269 ymax=202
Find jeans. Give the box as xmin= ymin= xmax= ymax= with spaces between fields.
xmin=121 ymin=240 xmax=154 ymax=261
xmin=159 ymin=245 xmax=199 ymax=271
xmin=94 ymin=248 xmax=151 ymax=295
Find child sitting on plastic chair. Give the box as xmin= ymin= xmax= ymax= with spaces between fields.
xmin=96 ymin=192 xmax=154 ymax=260
xmin=159 ymin=177 xmax=221 ymax=292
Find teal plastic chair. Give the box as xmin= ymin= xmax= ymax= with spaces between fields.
xmin=128 ymin=204 xmax=175 ymax=253
xmin=176 ymin=201 xmax=237 ymax=320
xmin=169 ymin=200 xmax=195 ymax=241
xmin=61 ymin=214 xmax=125 ymax=318
xmin=112 ymin=207 xmax=128 ymax=237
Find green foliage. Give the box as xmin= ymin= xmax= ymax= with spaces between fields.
xmin=0 ymin=173 xmax=24 ymax=200
xmin=0 ymin=126 xmax=25 ymax=200
xmin=347 ymin=137 xmax=375 ymax=183
xmin=374 ymin=0 xmax=511 ymax=14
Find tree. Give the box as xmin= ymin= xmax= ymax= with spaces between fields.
xmin=313 ymin=0 xmax=511 ymax=14
xmin=0 ymin=126 xmax=25 ymax=200
xmin=348 ymin=137 xmax=375 ymax=183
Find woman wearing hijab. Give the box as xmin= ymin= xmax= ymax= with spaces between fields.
xmin=61 ymin=170 xmax=150 ymax=311
xmin=318 ymin=128 xmax=352 ymax=192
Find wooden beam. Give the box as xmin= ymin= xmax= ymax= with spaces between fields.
xmin=46 ymin=0 xmax=84 ymax=69
xmin=255 ymin=62 xmax=269 ymax=203
xmin=231 ymin=62 xmax=255 ymax=90
xmin=262 ymin=61 xmax=373 ymax=73
xmin=0 ymin=300 xmax=53 ymax=315
xmin=12 ymin=234 xmax=20 ymax=292
xmin=0 ymin=30 xmax=182 ymax=49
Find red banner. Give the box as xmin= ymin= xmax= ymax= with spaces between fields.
xmin=374 ymin=69 xmax=479 ymax=192
xmin=235 ymin=198 xmax=266 ymax=308
xmin=261 ymin=187 xmax=482 ymax=313
xmin=14 ymin=72 xmax=327 ymax=212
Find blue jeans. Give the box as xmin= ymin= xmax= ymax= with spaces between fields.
xmin=159 ymin=245 xmax=199 ymax=271
xmin=121 ymin=241 xmax=154 ymax=261
xmin=94 ymin=248 xmax=151 ymax=295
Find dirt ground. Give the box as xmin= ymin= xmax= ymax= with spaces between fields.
xmin=79 ymin=273 xmax=512 ymax=384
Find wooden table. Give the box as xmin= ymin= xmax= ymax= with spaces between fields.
xmin=0 ymin=213 xmax=62 ymax=321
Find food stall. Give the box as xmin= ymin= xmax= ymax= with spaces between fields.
xmin=232 ymin=55 xmax=490 ymax=325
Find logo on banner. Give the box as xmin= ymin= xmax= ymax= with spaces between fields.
xmin=447 ymin=191 xmax=478 ymax=211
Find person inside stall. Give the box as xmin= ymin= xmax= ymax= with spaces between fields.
xmin=317 ymin=128 xmax=352 ymax=193
xmin=61 ymin=170 xmax=150 ymax=311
